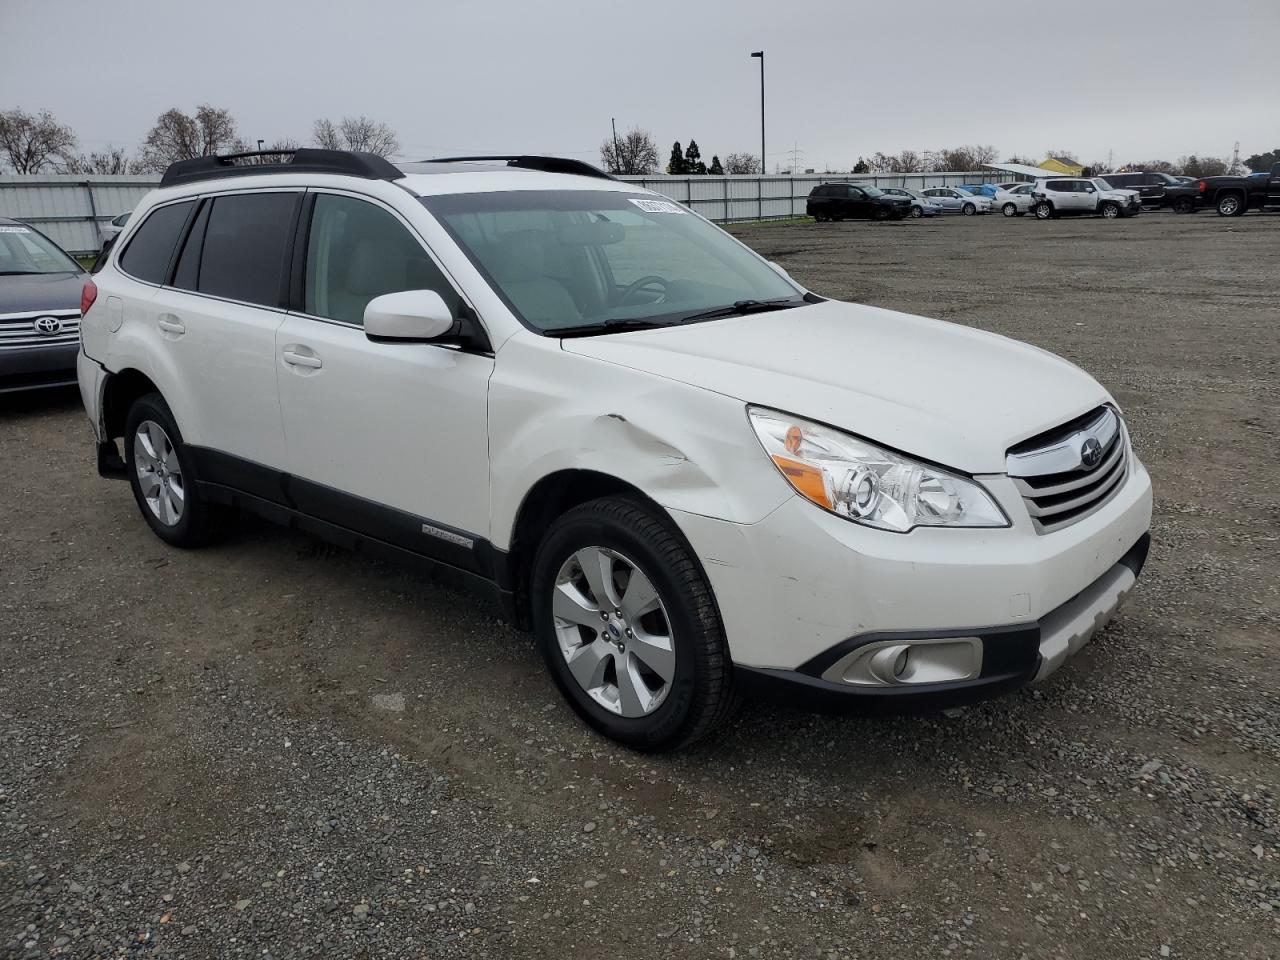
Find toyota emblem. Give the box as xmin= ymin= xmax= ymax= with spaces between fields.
xmin=1080 ymin=437 xmax=1103 ymax=469
xmin=33 ymin=316 xmax=64 ymax=335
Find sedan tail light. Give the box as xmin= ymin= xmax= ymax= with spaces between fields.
xmin=81 ymin=278 xmax=98 ymax=316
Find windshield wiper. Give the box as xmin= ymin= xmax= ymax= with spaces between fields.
xmin=676 ymin=298 xmax=805 ymax=325
xmin=551 ymin=318 xmax=671 ymax=339
xmin=0 ymin=270 xmax=46 ymax=276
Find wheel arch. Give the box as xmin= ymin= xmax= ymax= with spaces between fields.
xmin=504 ymin=468 xmax=691 ymax=630
xmin=102 ymin=368 xmax=163 ymax=440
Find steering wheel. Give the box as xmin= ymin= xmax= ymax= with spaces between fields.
xmin=618 ymin=275 xmax=670 ymax=306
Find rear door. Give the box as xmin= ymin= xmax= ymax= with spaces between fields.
xmin=274 ymin=190 xmax=494 ymax=552
xmin=844 ymin=186 xmax=870 ymax=218
xmin=133 ymin=191 xmax=296 ymax=484
xmin=1268 ymin=163 xmax=1280 ymax=207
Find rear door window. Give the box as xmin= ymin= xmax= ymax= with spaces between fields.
xmin=197 ymin=192 xmax=299 ymax=307
xmin=119 ymin=201 xmax=194 ymax=284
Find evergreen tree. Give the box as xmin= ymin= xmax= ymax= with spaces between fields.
xmin=852 ymin=157 xmax=870 ymax=174
xmin=685 ymin=139 xmax=707 ymax=175
xmin=708 ymin=155 xmax=724 ymax=175
xmin=666 ymin=141 xmax=686 ymax=175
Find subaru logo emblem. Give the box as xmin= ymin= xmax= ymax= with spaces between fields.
xmin=33 ymin=316 xmax=63 ymax=335
xmin=1080 ymin=437 xmax=1103 ymax=469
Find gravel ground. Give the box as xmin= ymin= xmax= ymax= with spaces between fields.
xmin=2 ymin=210 xmax=1278 ymax=959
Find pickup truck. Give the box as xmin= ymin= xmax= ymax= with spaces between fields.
xmin=1166 ymin=163 xmax=1280 ymax=216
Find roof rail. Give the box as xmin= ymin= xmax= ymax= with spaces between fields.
xmin=424 ymin=155 xmax=617 ymax=181
xmin=159 ymin=149 xmax=404 ymax=188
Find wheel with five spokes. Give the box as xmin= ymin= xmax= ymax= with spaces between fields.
xmin=124 ymin=392 xmax=226 ymax=547
xmin=531 ymin=496 xmax=736 ymax=750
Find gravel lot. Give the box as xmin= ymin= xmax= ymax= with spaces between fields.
xmin=3 ymin=210 xmax=1278 ymax=959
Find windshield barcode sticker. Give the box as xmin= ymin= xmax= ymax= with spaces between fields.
xmin=628 ymin=198 xmax=687 ymax=215
xmin=0 ymin=225 xmax=31 ymax=233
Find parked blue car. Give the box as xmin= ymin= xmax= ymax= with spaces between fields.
xmin=959 ymin=183 xmax=999 ymax=198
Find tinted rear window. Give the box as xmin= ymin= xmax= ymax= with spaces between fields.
xmin=197 ymin=192 xmax=298 ymax=307
xmin=119 ymin=201 xmax=194 ymax=284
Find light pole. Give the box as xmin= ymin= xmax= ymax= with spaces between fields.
xmin=750 ymin=51 xmax=765 ymax=175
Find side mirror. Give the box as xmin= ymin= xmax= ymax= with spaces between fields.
xmin=364 ymin=289 xmax=454 ymax=342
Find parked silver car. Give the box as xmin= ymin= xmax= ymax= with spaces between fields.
xmin=0 ymin=218 xmax=87 ymax=393
xmin=879 ymin=188 xmax=944 ymax=218
xmin=921 ymin=187 xmax=992 ymax=215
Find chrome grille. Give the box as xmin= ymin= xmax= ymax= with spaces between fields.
xmin=1007 ymin=406 xmax=1129 ymax=534
xmin=0 ymin=311 xmax=81 ymax=349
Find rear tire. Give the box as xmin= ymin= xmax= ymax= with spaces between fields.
xmin=124 ymin=393 xmax=228 ymax=548
xmin=531 ymin=496 xmax=736 ymax=751
xmin=1033 ymin=201 xmax=1054 ymax=220
xmin=1216 ymin=193 xmax=1243 ymax=216
xmin=1002 ymin=202 xmax=1017 ymax=217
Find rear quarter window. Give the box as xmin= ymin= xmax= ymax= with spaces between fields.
xmin=119 ymin=201 xmax=194 ymax=284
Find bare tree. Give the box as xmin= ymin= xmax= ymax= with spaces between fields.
xmin=62 ymin=146 xmax=133 ymax=175
xmin=137 ymin=105 xmax=241 ymax=172
xmin=0 ymin=108 xmax=77 ymax=173
xmin=312 ymin=116 xmax=399 ymax=158
xmin=1177 ymin=155 xmax=1228 ymax=177
xmin=723 ymin=152 xmax=761 ymax=175
xmin=599 ymin=126 xmax=659 ymax=175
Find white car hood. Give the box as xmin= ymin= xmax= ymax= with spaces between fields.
xmin=562 ymin=300 xmax=1110 ymax=473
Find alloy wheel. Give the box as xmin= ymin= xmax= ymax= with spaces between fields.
xmin=552 ymin=546 xmax=675 ymax=718
xmin=133 ymin=419 xmax=185 ymax=526
xmin=1002 ymin=203 xmax=1016 ymax=217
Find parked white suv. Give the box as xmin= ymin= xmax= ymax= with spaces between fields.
xmin=77 ymin=150 xmax=1153 ymax=750
xmin=1031 ymin=178 xmax=1142 ymax=219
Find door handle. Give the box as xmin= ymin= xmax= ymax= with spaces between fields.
xmin=282 ymin=348 xmax=323 ymax=369
xmin=157 ymin=314 xmax=185 ymax=334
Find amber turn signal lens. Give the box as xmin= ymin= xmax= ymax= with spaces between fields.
xmin=771 ymin=454 xmax=832 ymax=509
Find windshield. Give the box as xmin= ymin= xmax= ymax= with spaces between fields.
xmin=861 ymin=186 xmax=885 ymax=198
xmin=0 ymin=223 xmax=81 ymax=275
xmin=422 ymin=190 xmax=803 ymax=334
xmin=1093 ymin=178 xmax=1115 ymax=191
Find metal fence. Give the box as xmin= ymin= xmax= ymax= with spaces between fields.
xmin=0 ymin=175 xmax=160 ymax=256
xmin=0 ymin=169 xmax=1013 ymax=255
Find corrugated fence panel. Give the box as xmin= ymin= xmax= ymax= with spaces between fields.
xmin=0 ymin=170 xmax=1018 ymax=252
xmin=0 ymin=175 xmax=158 ymax=255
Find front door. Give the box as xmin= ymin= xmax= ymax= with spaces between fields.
xmin=274 ymin=190 xmax=494 ymax=558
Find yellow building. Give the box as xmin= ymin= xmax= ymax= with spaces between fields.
xmin=1039 ymin=155 xmax=1084 ymax=176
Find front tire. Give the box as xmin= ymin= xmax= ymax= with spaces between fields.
xmin=909 ymin=205 xmax=923 ymax=218
xmin=962 ymin=202 xmax=976 ymax=216
xmin=1100 ymin=201 xmax=1120 ymax=219
xmin=1172 ymin=196 xmax=1195 ymax=214
xmin=531 ymin=497 xmax=735 ymax=751
xmin=124 ymin=393 xmax=227 ymax=547
xmin=1033 ymin=201 xmax=1054 ymax=220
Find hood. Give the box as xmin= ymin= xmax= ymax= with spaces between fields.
xmin=0 ymin=271 xmax=85 ymax=314
xmin=562 ymin=300 xmax=1110 ymax=474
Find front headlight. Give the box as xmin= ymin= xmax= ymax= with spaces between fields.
xmin=748 ymin=407 xmax=1008 ymax=533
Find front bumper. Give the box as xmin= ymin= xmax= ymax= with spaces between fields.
xmin=732 ymin=533 xmax=1149 ymax=712
xmin=669 ymin=455 xmax=1153 ymax=699
xmin=0 ymin=341 xmax=79 ymax=393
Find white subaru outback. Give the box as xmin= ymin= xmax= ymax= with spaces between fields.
xmin=77 ymin=150 xmax=1153 ymax=750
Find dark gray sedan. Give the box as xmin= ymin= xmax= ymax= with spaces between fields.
xmin=0 ymin=217 xmax=87 ymax=393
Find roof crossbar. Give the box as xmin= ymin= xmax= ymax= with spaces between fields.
xmin=159 ymin=149 xmax=404 ymax=188
xmin=424 ymin=155 xmax=617 ymax=181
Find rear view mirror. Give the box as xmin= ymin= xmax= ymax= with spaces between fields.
xmin=365 ymin=289 xmax=455 ymax=342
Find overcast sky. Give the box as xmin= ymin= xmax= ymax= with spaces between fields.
xmin=3 ymin=0 xmax=1277 ymax=171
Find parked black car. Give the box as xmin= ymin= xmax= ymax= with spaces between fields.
xmin=807 ymin=184 xmax=911 ymax=221
xmin=1097 ymin=171 xmax=1185 ymax=209
xmin=0 ymin=217 xmax=88 ymax=394
xmin=1164 ymin=163 xmax=1280 ymax=216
